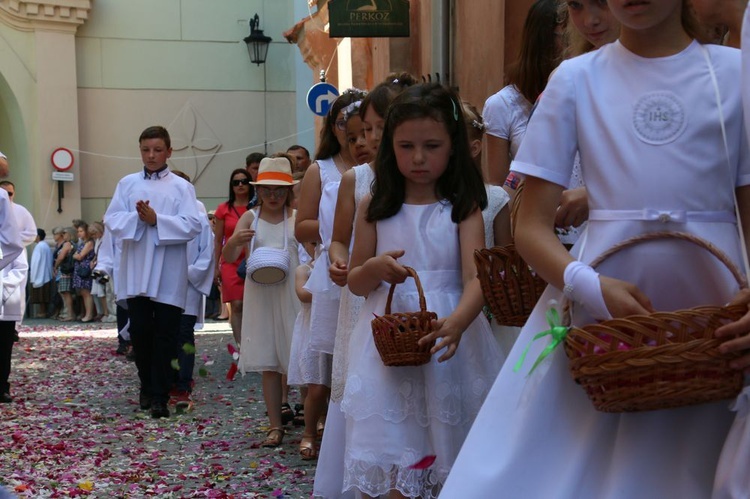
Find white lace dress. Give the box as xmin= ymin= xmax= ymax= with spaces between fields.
xmin=305 ymin=157 xmax=344 ymax=355
xmin=341 ymin=201 xmax=503 ymax=498
xmin=287 ymin=263 xmax=323 ymax=385
xmin=331 ymin=164 xmax=375 ymax=403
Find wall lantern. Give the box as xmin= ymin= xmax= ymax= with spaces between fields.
xmin=244 ymin=14 xmax=272 ymax=66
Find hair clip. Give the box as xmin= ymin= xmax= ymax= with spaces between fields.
xmin=392 ymin=78 xmax=399 ymax=84
xmin=450 ymin=98 xmax=459 ymax=121
xmin=471 ymin=119 xmax=485 ymax=131
xmin=343 ymin=87 xmax=367 ymax=97
xmin=343 ymin=100 xmax=362 ymax=122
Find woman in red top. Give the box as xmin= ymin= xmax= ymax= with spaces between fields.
xmin=213 ymin=168 xmax=254 ymax=347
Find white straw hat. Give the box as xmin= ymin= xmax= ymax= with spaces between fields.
xmin=251 ymin=157 xmax=299 ymax=186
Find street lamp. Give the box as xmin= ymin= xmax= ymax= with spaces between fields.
xmin=244 ymin=14 xmax=272 ymax=66
xmin=243 ymin=13 xmax=273 ymax=154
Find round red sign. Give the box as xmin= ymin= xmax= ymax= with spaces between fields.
xmin=51 ymin=147 xmax=74 ymax=171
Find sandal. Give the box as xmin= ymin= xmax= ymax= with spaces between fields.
xmin=317 ymin=420 xmax=325 ymax=438
xmin=299 ymin=435 xmax=318 ymax=460
xmin=293 ymin=404 xmax=305 ymax=427
xmin=261 ymin=427 xmax=284 ymax=448
xmin=281 ymin=403 xmax=295 ymax=426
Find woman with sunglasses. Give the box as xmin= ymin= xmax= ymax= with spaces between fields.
xmin=213 ymin=168 xmax=255 ymax=352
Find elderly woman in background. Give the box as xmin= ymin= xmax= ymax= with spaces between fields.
xmin=52 ymin=227 xmax=76 ymax=322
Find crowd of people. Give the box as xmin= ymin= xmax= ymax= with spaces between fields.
xmin=3 ymin=0 xmax=750 ymax=497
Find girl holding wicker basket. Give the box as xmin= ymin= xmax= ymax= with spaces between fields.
xmin=441 ymin=0 xmax=750 ymax=497
xmin=340 ymin=83 xmax=503 ymax=498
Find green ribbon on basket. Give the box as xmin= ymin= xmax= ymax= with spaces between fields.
xmin=513 ymin=307 xmax=570 ymax=374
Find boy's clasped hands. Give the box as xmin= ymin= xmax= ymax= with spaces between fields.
xmin=136 ymin=200 xmax=157 ymax=226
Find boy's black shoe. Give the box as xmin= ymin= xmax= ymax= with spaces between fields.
xmin=150 ymin=401 xmax=170 ymax=419
xmin=0 ymin=392 xmax=12 ymax=403
xmin=139 ymin=391 xmax=152 ymax=410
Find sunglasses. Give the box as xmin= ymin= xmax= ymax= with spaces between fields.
xmin=231 ymin=179 xmax=251 ymax=187
xmin=257 ymin=186 xmax=289 ymax=199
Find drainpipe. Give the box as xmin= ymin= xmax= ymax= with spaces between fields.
xmin=432 ymin=0 xmax=454 ymax=90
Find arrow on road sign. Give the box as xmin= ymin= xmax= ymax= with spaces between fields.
xmin=316 ymin=90 xmax=338 ymax=114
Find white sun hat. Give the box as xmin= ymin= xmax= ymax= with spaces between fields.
xmin=250 ymin=157 xmax=299 ymax=186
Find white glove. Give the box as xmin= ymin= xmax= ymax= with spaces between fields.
xmin=563 ymin=261 xmax=612 ymax=321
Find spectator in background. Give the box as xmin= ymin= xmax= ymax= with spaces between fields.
xmin=0 ymin=151 xmax=8 ymax=177
xmin=53 ymin=227 xmax=76 ymax=321
xmin=29 ymin=228 xmax=54 ymax=318
xmin=88 ymin=222 xmax=111 ymax=322
xmin=287 ymin=145 xmax=312 ymax=173
xmin=213 ymin=168 xmax=255 ymax=352
xmin=245 ymin=152 xmax=266 ymax=185
xmin=72 ymin=221 xmax=96 ymax=322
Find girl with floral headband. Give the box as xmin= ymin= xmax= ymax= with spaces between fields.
xmin=292 ymin=88 xmax=368 ymax=460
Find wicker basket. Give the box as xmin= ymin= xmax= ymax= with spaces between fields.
xmin=564 ymin=231 xmax=746 ymax=413
xmin=475 ymin=181 xmax=546 ymax=326
xmin=475 ymin=245 xmax=547 ymax=326
xmin=372 ymin=267 xmax=438 ymax=367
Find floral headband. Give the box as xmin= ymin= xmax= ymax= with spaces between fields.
xmin=343 ymin=101 xmax=363 ymax=122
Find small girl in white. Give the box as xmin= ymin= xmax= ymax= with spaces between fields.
xmin=341 ymin=83 xmax=502 ymax=498
xmin=223 ymin=156 xmax=300 ymax=448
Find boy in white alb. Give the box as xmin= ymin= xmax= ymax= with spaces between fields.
xmin=0 ymin=188 xmax=23 ymax=403
xmin=104 ymin=126 xmax=202 ymax=419
xmin=169 ymin=169 xmax=214 ymax=412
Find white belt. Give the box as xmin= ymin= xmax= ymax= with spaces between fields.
xmin=588 ymin=209 xmax=736 ymax=224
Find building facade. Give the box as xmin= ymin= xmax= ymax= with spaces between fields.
xmin=0 ymin=0 xmax=309 ymax=229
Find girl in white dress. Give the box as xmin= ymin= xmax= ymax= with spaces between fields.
xmin=223 ymin=156 xmax=300 ymax=448
xmin=483 ymin=0 xmax=561 ymax=186
xmin=461 ymin=101 xmax=517 ymax=358
xmin=341 ymin=83 xmax=503 ymax=498
xmin=441 ymin=1 xmax=750 ymax=497
xmin=295 ymin=89 xmax=368 ymax=460
xmin=316 ymin=75 xmax=417 ymax=498
xmin=708 ymin=3 xmax=750 ymax=497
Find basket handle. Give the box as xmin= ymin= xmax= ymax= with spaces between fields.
xmin=384 ymin=266 xmax=428 ymax=315
xmin=588 ymin=231 xmax=748 ymax=290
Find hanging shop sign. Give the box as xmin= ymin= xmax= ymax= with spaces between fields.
xmin=329 ymin=0 xmax=410 ymax=38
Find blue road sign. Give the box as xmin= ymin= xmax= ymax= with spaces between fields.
xmin=306 ymin=82 xmax=339 ymax=117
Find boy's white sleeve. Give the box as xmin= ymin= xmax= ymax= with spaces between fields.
xmin=187 ymin=202 xmax=215 ymax=296
xmin=2 ymin=251 xmax=29 ymax=304
xmin=0 ymin=190 xmax=23 ymax=271
xmin=152 ymin=182 xmax=203 ymax=245
xmin=94 ymin=230 xmax=114 ymax=276
xmin=105 ymin=178 xmax=144 ymax=242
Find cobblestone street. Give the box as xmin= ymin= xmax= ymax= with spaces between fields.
xmin=0 ymin=319 xmax=316 ymax=498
